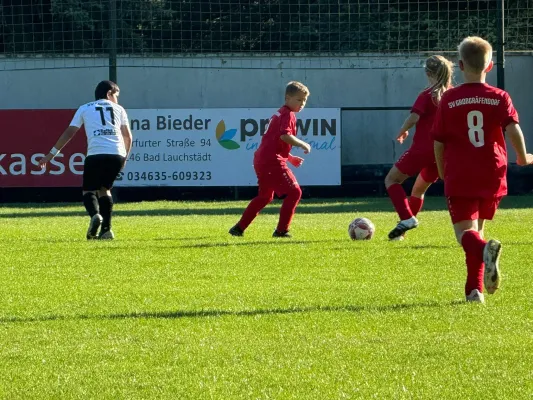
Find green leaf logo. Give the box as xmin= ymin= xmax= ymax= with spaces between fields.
xmin=219 ymin=140 xmax=240 ymax=150
xmin=216 ymin=120 xmax=226 ymax=141
xmin=215 ymin=120 xmax=240 ymax=150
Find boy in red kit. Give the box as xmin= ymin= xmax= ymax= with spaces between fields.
xmin=386 ymin=55 xmax=454 ymax=240
xmin=433 ymin=36 xmax=533 ymax=303
xmin=229 ymin=81 xmax=311 ymax=238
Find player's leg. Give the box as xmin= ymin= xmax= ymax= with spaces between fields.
xmin=478 ymin=219 xmax=486 ymax=240
xmin=83 ymin=190 xmax=103 ymax=240
xmin=274 ymin=168 xmax=302 ymax=237
xmin=97 ymin=155 xmax=125 ymax=240
xmin=409 ymin=164 xmax=438 ymax=216
xmin=83 ymin=190 xmax=100 ymax=219
xmin=448 ymin=197 xmax=486 ymax=303
xmin=385 ymin=165 xmax=412 ymax=219
xmin=97 ymin=188 xmax=114 ymax=240
xmin=454 ymin=220 xmax=486 ymax=303
xmin=82 ymin=155 xmax=103 ymax=240
xmin=479 ymin=197 xmax=504 ymax=294
xmin=231 ymin=186 xmax=274 ymax=235
xmin=385 ymin=161 xmax=418 ymax=240
xmin=408 ymin=175 xmax=428 ymax=217
xmin=230 ymin=167 xmax=275 ymax=236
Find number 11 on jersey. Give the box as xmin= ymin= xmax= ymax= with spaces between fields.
xmin=95 ymin=106 xmax=115 ymax=126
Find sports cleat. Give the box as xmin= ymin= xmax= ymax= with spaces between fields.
xmin=389 ymin=221 xmax=406 ymax=241
xmin=483 ymin=239 xmax=502 ymax=294
xmin=229 ymin=224 xmax=244 ymax=237
xmin=388 ymin=216 xmax=418 ymax=240
xmin=390 ymin=234 xmax=405 ymax=241
xmin=86 ymin=214 xmax=103 ymax=240
xmin=99 ymin=229 xmax=115 ymax=240
xmin=466 ymin=289 xmax=485 ymax=303
xmin=273 ymin=230 xmax=292 ymax=238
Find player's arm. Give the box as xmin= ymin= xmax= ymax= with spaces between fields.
xmin=288 ymin=153 xmax=304 ymax=167
xmin=121 ymin=124 xmax=133 ymax=158
xmin=432 ymin=99 xmax=447 ymax=179
xmin=281 ymin=134 xmax=311 ymax=154
xmin=396 ymin=113 xmax=420 ymax=144
xmin=434 ymin=141 xmax=445 ymax=179
xmin=120 ymin=108 xmax=133 ymax=158
xmin=38 ymin=125 xmax=80 ymax=169
xmin=505 ymin=123 xmax=533 ymax=165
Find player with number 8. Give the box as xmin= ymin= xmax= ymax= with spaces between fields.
xmin=433 ymin=36 xmax=533 ymax=303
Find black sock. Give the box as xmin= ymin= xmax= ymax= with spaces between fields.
xmin=98 ymin=195 xmax=113 ymax=231
xmin=83 ymin=192 xmax=99 ymax=217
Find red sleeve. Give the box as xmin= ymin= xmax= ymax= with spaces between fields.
xmin=290 ymin=112 xmax=296 ymax=135
xmin=278 ymin=112 xmax=292 ymax=136
xmin=501 ymin=92 xmax=519 ymax=128
xmin=279 ymin=111 xmax=295 ymax=136
xmin=432 ymin=101 xmax=447 ymax=143
xmin=411 ymin=91 xmax=429 ymax=116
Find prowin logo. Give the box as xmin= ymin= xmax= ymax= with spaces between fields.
xmin=215 ymin=120 xmax=240 ymax=150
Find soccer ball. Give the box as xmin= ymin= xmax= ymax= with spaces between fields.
xmin=348 ymin=217 xmax=375 ymax=240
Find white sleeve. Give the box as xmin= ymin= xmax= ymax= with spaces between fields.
xmin=120 ymin=107 xmax=129 ymax=126
xmin=70 ymin=106 xmax=84 ymax=127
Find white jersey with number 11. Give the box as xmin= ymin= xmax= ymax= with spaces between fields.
xmin=70 ymin=99 xmax=129 ymax=157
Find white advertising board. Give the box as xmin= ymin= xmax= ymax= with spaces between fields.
xmin=115 ymin=108 xmax=341 ymax=187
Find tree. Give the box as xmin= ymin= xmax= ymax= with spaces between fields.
xmin=0 ymin=0 xmax=531 ymax=56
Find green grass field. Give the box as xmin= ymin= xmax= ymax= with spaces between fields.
xmin=1 ymin=196 xmax=533 ymax=399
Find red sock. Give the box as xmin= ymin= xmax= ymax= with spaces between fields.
xmin=461 ymin=230 xmax=487 ymax=295
xmin=409 ymin=196 xmax=424 ymax=216
xmin=386 ymin=183 xmax=413 ymax=221
xmin=276 ymin=186 xmax=302 ymax=232
xmin=238 ymin=194 xmax=273 ymax=230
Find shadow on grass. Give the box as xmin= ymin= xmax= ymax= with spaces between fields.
xmin=0 ymin=204 xmax=386 ymax=218
xmin=398 ymin=244 xmax=452 ymax=250
xmin=100 ymin=238 xmax=341 ymax=250
xmin=505 ymin=241 xmax=533 ymax=246
xmin=2 ymin=196 xmax=531 ymax=218
xmin=328 ymin=244 xmax=454 ymax=251
xmin=179 ymin=240 xmax=326 ymax=249
xmin=1 ymin=300 xmax=467 ymax=325
xmin=3 ymin=238 xmax=341 ymax=248
xmin=8 ymin=236 xmax=214 ymax=244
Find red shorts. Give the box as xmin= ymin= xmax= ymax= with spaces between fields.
xmin=446 ymin=196 xmax=503 ymax=224
xmin=419 ymin=164 xmax=439 ymax=183
xmin=254 ymin=163 xmax=299 ymax=197
xmin=395 ymin=149 xmax=439 ymax=183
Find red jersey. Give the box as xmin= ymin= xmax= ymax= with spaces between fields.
xmin=254 ymin=106 xmax=296 ymax=166
xmin=410 ymin=88 xmax=439 ymax=153
xmin=433 ymin=83 xmax=519 ymax=198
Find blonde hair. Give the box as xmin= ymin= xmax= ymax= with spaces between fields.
xmin=286 ymin=81 xmax=310 ymax=97
xmin=458 ymin=36 xmax=493 ymax=73
xmin=424 ymin=55 xmax=454 ymax=104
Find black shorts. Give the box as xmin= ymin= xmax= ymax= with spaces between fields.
xmin=83 ymin=154 xmax=125 ymax=191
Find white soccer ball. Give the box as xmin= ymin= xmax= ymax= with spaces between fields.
xmin=348 ymin=217 xmax=375 ymax=240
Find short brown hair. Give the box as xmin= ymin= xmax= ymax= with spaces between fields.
xmin=95 ymin=80 xmax=119 ymax=100
xmin=458 ymin=36 xmax=493 ymax=73
xmin=285 ymin=81 xmax=310 ymax=97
